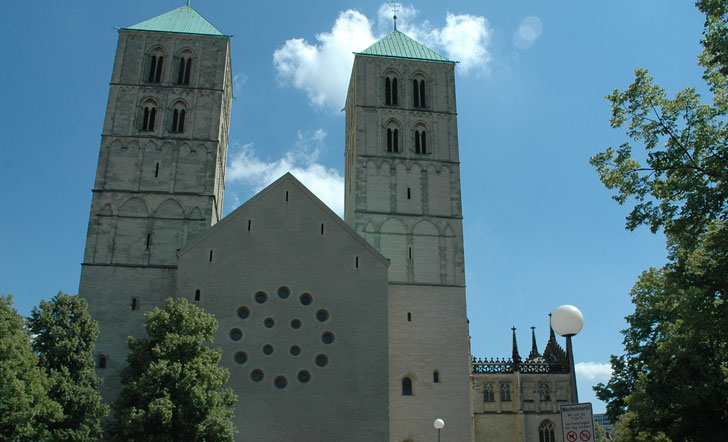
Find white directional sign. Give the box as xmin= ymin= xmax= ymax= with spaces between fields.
xmin=560 ymin=402 xmax=595 ymax=442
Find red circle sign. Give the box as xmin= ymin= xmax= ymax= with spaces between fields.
xmin=566 ymin=431 xmax=578 ymax=442
xmin=580 ymin=430 xmax=592 ymax=441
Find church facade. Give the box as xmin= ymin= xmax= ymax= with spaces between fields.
xmin=79 ymin=6 xmax=572 ymax=442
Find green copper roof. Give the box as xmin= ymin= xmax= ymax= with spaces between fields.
xmin=357 ymin=30 xmax=452 ymax=63
xmin=124 ymin=6 xmax=226 ymax=37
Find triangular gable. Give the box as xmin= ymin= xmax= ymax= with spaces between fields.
xmin=179 ymin=172 xmax=390 ymax=266
xmin=357 ymin=30 xmax=453 ymax=63
xmin=122 ymin=6 xmax=227 ymax=37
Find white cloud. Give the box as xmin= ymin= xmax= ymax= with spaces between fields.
xmin=233 ymin=73 xmax=248 ymax=95
xmin=226 ymin=130 xmax=344 ymax=215
xmin=513 ymin=16 xmax=543 ymax=50
xmin=575 ymin=362 xmax=612 ymax=382
xmin=275 ymin=3 xmax=492 ymax=110
xmin=273 ymin=10 xmax=376 ymax=111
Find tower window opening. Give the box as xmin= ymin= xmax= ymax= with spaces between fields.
xmin=171 ymin=109 xmax=186 ymax=133
xmin=407 ymin=312 xmax=412 ymax=322
xmin=413 ymin=79 xmax=426 ymax=108
xmin=402 ymin=377 xmax=413 ymax=396
xmin=500 ymin=383 xmax=512 ymax=401
xmin=154 ymin=162 xmax=159 ymax=178
xmin=415 ymin=130 xmax=427 ymax=154
xmin=385 ymin=76 xmax=398 ymax=105
xmin=195 ymin=289 xmax=200 ymax=301
xmin=538 ymin=383 xmax=551 ymax=401
xmin=148 ymin=55 xmax=163 ymax=83
xmin=177 ymin=57 xmax=192 ymax=85
xmin=484 ymin=384 xmax=495 ymax=402
xmin=141 ymin=106 xmax=156 ymax=131
xmin=98 ymin=354 xmax=107 ymax=369
xmin=538 ymin=420 xmax=555 ymax=442
xmin=433 ymin=371 xmax=440 ymax=383
xmin=131 ymin=297 xmax=138 ymax=311
xmin=407 ymin=187 xmax=411 ymax=199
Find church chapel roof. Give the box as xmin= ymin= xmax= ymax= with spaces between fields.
xmin=123 ymin=5 xmax=227 ymax=37
xmin=357 ymin=30 xmax=454 ymax=63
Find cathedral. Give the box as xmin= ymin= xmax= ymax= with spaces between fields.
xmin=79 ymin=5 xmax=573 ymax=441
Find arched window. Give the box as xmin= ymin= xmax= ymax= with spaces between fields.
xmin=402 ymin=377 xmax=413 ymax=396
xmin=433 ymin=371 xmax=440 ymax=383
xmin=538 ymin=420 xmax=555 ymax=442
xmin=141 ymin=101 xmax=157 ymax=132
xmin=386 ymin=123 xmax=401 ymax=153
xmin=98 ymin=354 xmax=107 ymax=369
xmin=413 ymin=78 xmax=426 ymax=108
xmin=414 ymin=129 xmax=427 ymax=154
xmin=170 ymin=106 xmax=187 ymax=133
xmin=385 ymin=76 xmax=398 ymax=105
xmin=195 ymin=289 xmax=201 ymax=301
xmin=483 ymin=384 xmax=495 ymax=402
xmin=148 ymin=52 xmax=165 ymax=83
xmin=538 ymin=383 xmax=551 ymax=401
xmin=500 ymin=383 xmax=511 ymax=401
xmin=177 ymin=56 xmax=192 ymax=85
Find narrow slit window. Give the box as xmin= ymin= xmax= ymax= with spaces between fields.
xmin=407 ymin=187 xmax=411 ymax=199
xmin=247 ymin=219 xmax=251 ymax=231
xmin=421 ymin=131 xmax=427 ymax=154
xmin=154 ymin=56 xmax=163 ymax=82
xmin=195 ymin=289 xmax=201 ymax=301
xmin=155 ymin=162 xmax=159 ymax=177
xmin=392 ymin=78 xmax=398 ymax=105
xmin=393 ymin=129 xmax=399 ymax=152
xmin=184 ymin=58 xmax=191 ymax=85
xmin=415 ymin=130 xmax=421 ymax=154
xmin=131 ymin=298 xmax=137 ymax=311
xmin=209 ymin=250 xmax=213 ymax=262
xmin=385 ymin=77 xmax=392 ymax=105
xmin=178 ymin=58 xmax=186 ymax=84
xmin=402 ymin=377 xmax=413 ymax=396
xmin=146 ymin=233 xmax=151 ymax=249
xmin=178 ymin=110 xmax=185 ymax=132
xmin=413 ymin=79 xmax=420 ymax=107
xmin=433 ymin=371 xmax=440 ymax=383
xmin=407 ymin=312 xmax=412 ymax=322
xmin=285 ymin=191 xmax=289 ymax=202
xmin=320 ymin=223 xmax=324 ymax=235
xmin=148 ymin=56 xmax=157 ymax=82
xmin=98 ymin=355 xmax=107 ymax=369
xmin=387 ymin=129 xmax=393 ymax=152
xmin=409 ymin=247 xmax=412 ymax=260
xmin=355 ymin=256 xmax=359 ymax=268
xmin=172 ymin=109 xmax=179 ymax=132
xmin=419 ymin=80 xmax=426 ymax=107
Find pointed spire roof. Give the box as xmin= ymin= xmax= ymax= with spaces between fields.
xmin=528 ymin=326 xmax=541 ymax=360
xmin=123 ymin=6 xmax=227 ymax=37
xmin=357 ymin=30 xmax=453 ymax=63
xmin=511 ymin=327 xmax=521 ymax=363
xmin=543 ymin=317 xmax=568 ymax=364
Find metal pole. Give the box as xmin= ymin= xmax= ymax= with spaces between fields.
xmin=437 ymin=428 xmax=441 ymax=442
xmin=566 ymin=334 xmax=579 ymax=403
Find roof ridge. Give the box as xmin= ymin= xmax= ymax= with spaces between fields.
xmin=356 ymin=29 xmax=453 ymax=63
xmin=123 ymin=5 xmax=227 ymax=37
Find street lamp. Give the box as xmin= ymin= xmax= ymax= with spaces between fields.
xmin=433 ymin=418 xmax=444 ymax=442
xmin=551 ymin=305 xmax=584 ymax=404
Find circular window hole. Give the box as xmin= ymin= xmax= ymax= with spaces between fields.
xmin=237 ymin=306 xmax=250 ymax=319
xmin=229 ymin=328 xmax=243 ymax=341
xmin=234 ymin=351 xmax=247 ymax=364
xmin=315 ymin=354 xmax=329 ymax=367
xmin=264 ymin=317 xmax=275 ymax=328
xmin=321 ymin=332 xmax=335 ymax=344
xmin=298 ymin=370 xmax=311 ymax=383
xmin=278 ymin=287 xmax=290 ymax=299
xmin=289 ymin=345 xmax=301 ymax=356
xmin=300 ymin=293 xmax=313 ymax=306
xmin=274 ymin=376 xmax=288 ymax=389
xmin=290 ymin=319 xmax=302 ymax=329
xmin=255 ymin=291 xmax=267 ymax=304
xmin=251 ymin=369 xmax=264 ymax=382
xmin=263 ymin=344 xmax=274 ymax=355
xmin=316 ymin=309 xmax=329 ymax=322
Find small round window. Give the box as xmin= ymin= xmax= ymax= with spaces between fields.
xmin=298 ymin=370 xmax=311 ymax=383
xmin=274 ymin=376 xmax=288 ymax=389
xmin=237 ymin=306 xmax=250 ymax=319
xmin=315 ymin=354 xmax=329 ymax=367
xmin=234 ymin=352 xmax=247 ymax=364
xmin=251 ymin=369 xmax=264 ymax=382
xmin=322 ymin=332 xmax=335 ymax=344
xmin=229 ymin=328 xmax=243 ymax=341
xmin=264 ymin=317 xmax=275 ymax=328
xmin=300 ymin=293 xmax=313 ymax=306
xmin=263 ymin=344 xmax=274 ymax=355
xmin=278 ymin=287 xmax=290 ymax=299
xmin=290 ymin=319 xmax=302 ymax=329
xmin=316 ymin=309 xmax=329 ymax=322
xmin=290 ymin=345 xmax=301 ymax=356
xmin=255 ymin=292 xmax=267 ymax=304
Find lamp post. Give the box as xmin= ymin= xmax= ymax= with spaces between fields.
xmin=433 ymin=418 xmax=444 ymax=442
xmin=551 ymin=305 xmax=584 ymax=404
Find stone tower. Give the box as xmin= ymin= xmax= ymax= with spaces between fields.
xmin=78 ymin=5 xmax=232 ymax=399
xmin=344 ymin=30 xmax=473 ymax=442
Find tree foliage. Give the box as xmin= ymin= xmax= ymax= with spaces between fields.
xmin=0 ymin=296 xmax=61 ymax=442
xmin=28 ymin=292 xmax=108 ymax=441
xmin=591 ymin=2 xmax=728 ymax=441
xmin=108 ymin=298 xmax=236 ymax=442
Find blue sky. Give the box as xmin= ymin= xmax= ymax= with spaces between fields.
xmin=0 ymin=1 xmax=707 ymax=411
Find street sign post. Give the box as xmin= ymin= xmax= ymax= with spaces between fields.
xmin=561 ymin=402 xmax=595 ymax=442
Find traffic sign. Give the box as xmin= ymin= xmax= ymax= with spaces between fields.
xmin=561 ymin=403 xmax=595 ymax=442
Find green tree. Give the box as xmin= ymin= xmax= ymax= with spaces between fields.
xmin=28 ymin=292 xmax=108 ymax=441
xmin=0 ymin=296 xmax=61 ymax=442
xmin=107 ymin=298 xmax=236 ymax=442
xmin=590 ymin=2 xmax=728 ymax=441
